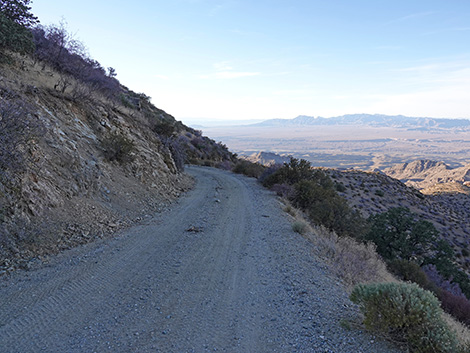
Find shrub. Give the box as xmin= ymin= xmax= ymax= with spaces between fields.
xmin=152 ymin=120 xmax=176 ymax=137
xmin=334 ymin=237 xmax=388 ymax=286
xmin=374 ymin=189 xmax=385 ymax=197
xmin=292 ymin=221 xmax=307 ymax=234
xmin=101 ymin=132 xmax=135 ymax=164
xmin=258 ymin=164 xmax=282 ymax=185
xmin=423 ymin=264 xmax=466 ymax=298
xmin=270 ymin=183 xmax=295 ymax=198
xmin=335 ymin=182 xmax=346 ymax=192
xmin=31 ymin=23 xmax=120 ymax=98
xmin=366 ymin=207 xmax=439 ymax=264
xmin=232 ymin=160 xmax=265 ymax=178
xmin=262 ymin=157 xmax=315 ymax=187
xmin=259 ymin=159 xmax=368 ymax=238
xmin=292 ymin=179 xmax=367 ymax=238
xmin=351 ymin=282 xmax=458 ymax=353
xmin=388 ymin=260 xmax=438 ymax=293
xmin=216 ymin=160 xmax=233 ymax=171
xmin=438 ymin=289 xmax=470 ymax=327
xmin=424 ymin=243 xmax=470 ymax=300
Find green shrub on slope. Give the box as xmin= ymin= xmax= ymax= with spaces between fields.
xmin=350 ymin=282 xmax=458 ymax=353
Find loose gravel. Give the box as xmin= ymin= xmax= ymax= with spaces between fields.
xmin=0 ymin=166 xmax=402 ymax=352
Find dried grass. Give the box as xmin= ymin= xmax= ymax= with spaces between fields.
xmin=442 ymin=312 xmax=470 ymax=349
xmin=308 ymin=224 xmax=394 ymax=288
xmin=283 ymin=201 xmax=393 ymax=288
xmin=283 ymin=202 xmax=470 ymax=349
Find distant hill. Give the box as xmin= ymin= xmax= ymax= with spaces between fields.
xmin=241 ymin=152 xmax=291 ymax=166
xmin=252 ymin=114 xmax=470 ymax=130
xmin=383 ymin=159 xmax=470 ymax=190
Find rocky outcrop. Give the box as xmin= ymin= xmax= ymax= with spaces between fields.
xmin=0 ymin=56 xmax=200 ymax=272
xmin=242 ymin=151 xmax=291 ymax=166
xmin=383 ymin=159 xmax=470 ymax=191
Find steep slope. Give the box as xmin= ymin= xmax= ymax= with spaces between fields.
xmin=0 ymin=54 xmax=233 ymax=273
xmin=329 ymin=169 xmax=470 ymax=272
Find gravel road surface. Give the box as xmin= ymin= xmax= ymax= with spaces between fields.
xmin=0 ymin=166 xmax=401 ymax=352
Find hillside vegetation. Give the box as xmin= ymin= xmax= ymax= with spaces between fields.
xmin=0 ymin=2 xmax=235 ymax=272
xmin=2 ymin=3 xmax=470 ymax=351
xmin=233 ymin=157 xmax=470 ymax=350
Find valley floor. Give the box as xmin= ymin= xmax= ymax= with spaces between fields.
xmin=0 ymin=167 xmax=401 ymax=352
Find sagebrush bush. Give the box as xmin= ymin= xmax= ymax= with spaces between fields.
xmin=292 ymin=221 xmax=307 ymax=234
xmin=350 ymin=282 xmax=458 ymax=353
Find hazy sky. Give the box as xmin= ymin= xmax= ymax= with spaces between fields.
xmin=32 ymin=1 xmax=470 ymax=122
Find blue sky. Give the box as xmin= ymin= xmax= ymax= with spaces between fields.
xmin=32 ymin=1 xmax=470 ymax=122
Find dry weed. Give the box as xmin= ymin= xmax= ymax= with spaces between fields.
xmin=284 ymin=203 xmax=394 ymax=288
xmin=282 ymin=203 xmax=470 ymax=350
xmin=442 ymin=312 xmax=470 ymax=349
xmin=308 ymin=225 xmax=394 ymax=287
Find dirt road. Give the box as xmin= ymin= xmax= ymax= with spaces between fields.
xmin=0 ymin=166 xmax=400 ymax=352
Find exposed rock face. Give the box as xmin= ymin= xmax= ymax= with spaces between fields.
xmin=383 ymin=159 xmax=470 ymax=191
xmin=0 ymin=57 xmax=196 ymax=271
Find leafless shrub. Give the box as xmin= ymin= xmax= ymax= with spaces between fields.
xmin=287 ymin=207 xmax=392 ymax=288
xmin=333 ymin=236 xmax=390 ymax=286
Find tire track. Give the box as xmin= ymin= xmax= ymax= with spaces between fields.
xmin=0 ymin=166 xmax=402 ymax=353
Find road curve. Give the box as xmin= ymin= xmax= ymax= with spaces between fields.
xmin=0 ymin=166 xmax=400 ymax=352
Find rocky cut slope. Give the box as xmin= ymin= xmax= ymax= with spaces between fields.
xmin=0 ymin=52 xmax=234 ymax=273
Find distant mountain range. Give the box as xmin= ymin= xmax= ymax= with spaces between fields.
xmin=252 ymin=114 xmax=470 ymax=129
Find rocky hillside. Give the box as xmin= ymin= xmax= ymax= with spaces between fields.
xmin=0 ymin=53 xmax=234 ymax=273
xmin=383 ymin=159 xmax=470 ymax=190
xmin=328 ymin=169 xmax=470 ymax=272
xmin=241 ymin=151 xmax=291 ymax=166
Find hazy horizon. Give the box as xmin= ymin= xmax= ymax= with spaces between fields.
xmin=182 ymin=112 xmax=470 ymax=128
